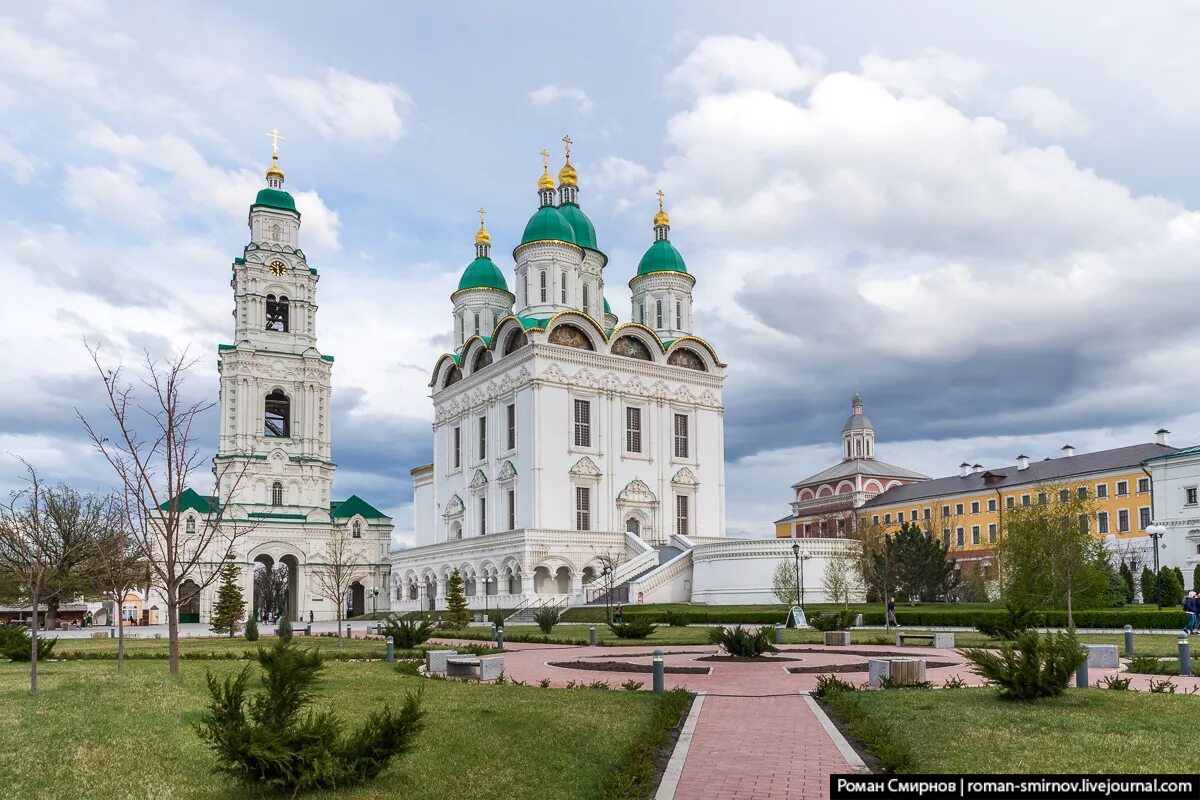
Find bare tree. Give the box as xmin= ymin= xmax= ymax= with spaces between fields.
xmin=80 ymin=344 xmax=252 ymax=676
xmin=823 ymin=549 xmax=859 ymax=608
xmin=590 ymin=548 xmax=623 ymax=622
xmin=0 ymin=462 xmax=104 ymax=694
xmin=310 ymin=527 xmax=365 ymax=647
xmin=91 ymin=499 xmax=146 ymax=671
xmin=253 ymin=563 xmax=288 ymax=619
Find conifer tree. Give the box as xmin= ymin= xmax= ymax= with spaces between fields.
xmin=1174 ymin=566 xmax=1186 ymax=596
xmin=277 ymin=612 xmax=293 ymax=643
xmin=1118 ymin=562 xmax=1135 ymax=604
xmin=1193 ymin=564 xmax=1200 ymax=594
xmin=210 ymin=559 xmax=245 ymax=637
xmin=444 ymin=569 xmax=469 ymax=629
xmin=1141 ymin=566 xmax=1156 ymax=605
xmin=244 ymin=613 xmax=259 ymax=642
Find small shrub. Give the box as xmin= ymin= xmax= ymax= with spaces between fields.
xmin=509 ymin=679 xmax=528 ymax=687
xmin=533 ymin=606 xmax=562 ymax=634
xmin=879 ymin=676 xmax=932 ymax=690
xmin=812 ymin=674 xmax=857 ymax=700
xmin=277 ymin=614 xmax=293 ymax=644
xmin=394 ymin=660 xmax=421 ymax=677
xmin=1149 ymin=677 xmax=1177 ymax=693
xmin=380 ymin=616 xmax=436 ymax=649
xmin=243 ymin=615 xmax=259 ymax=642
xmin=707 ymin=625 xmax=776 ymax=657
xmin=1127 ymin=655 xmax=1175 ymax=675
xmin=538 ymin=678 xmax=551 ymax=688
xmin=1097 ymin=674 xmax=1131 ymax=690
xmin=565 ymin=680 xmax=578 ymax=689
xmin=976 ymin=602 xmax=1042 ymax=640
xmin=942 ymin=675 xmax=968 ymax=689
xmin=621 ymin=679 xmax=645 ymax=691
xmin=587 ymin=680 xmax=610 ymax=690
xmin=0 ymin=627 xmax=57 ymax=661
xmin=663 ymin=610 xmax=690 ymax=627
xmin=810 ymin=610 xmax=855 ymax=632
xmin=962 ymin=630 xmax=1085 ymax=701
xmin=608 ymin=618 xmax=657 ymax=640
xmin=494 ymin=671 xmax=507 ymax=685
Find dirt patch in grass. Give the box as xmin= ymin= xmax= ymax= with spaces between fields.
xmin=548 ymin=660 xmax=711 ymax=675
xmin=787 ymin=659 xmax=960 ymax=674
xmin=695 ymin=655 xmax=800 ymax=663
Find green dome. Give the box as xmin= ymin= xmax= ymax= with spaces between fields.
xmin=254 ymin=188 xmax=297 ymax=212
xmin=458 ymin=257 xmax=509 ymax=292
xmin=603 ymin=297 xmax=612 ymax=314
xmin=636 ymin=239 xmax=687 ymax=275
xmin=557 ymin=203 xmax=597 ymax=250
xmin=520 ymin=205 xmax=577 ymax=246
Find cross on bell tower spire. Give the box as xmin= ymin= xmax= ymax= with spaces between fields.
xmin=264 ymin=127 xmax=286 ymax=187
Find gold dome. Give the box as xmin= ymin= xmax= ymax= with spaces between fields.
xmin=558 ymin=161 xmax=577 ymax=187
xmin=653 ymin=188 xmax=669 ymax=227
xmin=265 ymin=153 xmax=285 ymax=181
xmin=475 ymin=225 xmax=491 ymax=245
xmin=538 ymin=169 xmax=555 ymax=191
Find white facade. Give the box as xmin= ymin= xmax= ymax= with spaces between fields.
xmin=690 ymin=538 xmax=862 ymax=605
xmin=1146 ymin=444 xmax=1200 ymax=573
xmin=160 ymin=155 xmax=393 ymax=624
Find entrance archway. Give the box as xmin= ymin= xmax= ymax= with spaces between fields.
xmin=349 ymin=581 xmax=365 ymax=618
xmin=179 ymin=579 xmax=201 ymax=624
xmin=279 ymin=554 xmax=300 ymax=621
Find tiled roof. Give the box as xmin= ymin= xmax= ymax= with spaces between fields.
xmin=862 ymin=442 xmax=1177 ymax=508
xmin=792 ymin=458 xmax=928 ymax=489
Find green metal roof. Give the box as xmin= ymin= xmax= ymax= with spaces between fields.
xmin=458 ymin=256 xmax=509 ymax=292
xmin=520 ymin=205 xmax=576 ymax=246
xmin=233 ymin=257 xmax=246 ymax=265
xmin=518 ymin=316 xmax=549 ymax=331
xmin=603 ymin=298 xmax=612 ymax=314
xmin=253 ymin=188 xmax=297 ymax=212
xmin=1145 ymin=444 xmax=1200 ymax=462
xmin=159 ymin=488 xmax=216 ymax=515
xmin=557 ymin=203 xmax=597 ymax=250
xmin=637 ymin=239 xmax=687 ymax=275
xmin=330 ymin=494 xmax=388 ymax=519
xmin=321 ymin=354 xmax=334 ymax=362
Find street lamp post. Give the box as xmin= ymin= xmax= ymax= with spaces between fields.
xmin=483 ymin=575 xmax=491 ymax=618
xmin=602 ymin=566 xmax=612 ymax=623
xmin=369 ymin=587 xmax=379 ymax=616
xmin=1147 ymin=525 xmax=1168 ymax=610
xmin=791 ymin=543 xmax=801 ymax=608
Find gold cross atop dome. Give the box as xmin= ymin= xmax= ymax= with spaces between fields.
xmin=475 ymin=207 xmax=491 ymax=245
xmin=264 ymin=128 xmax=286 ymax=180
xmin=653 ymin=188 xmax=670 ymax=228
xmin=558 ymin=133 xmax=578 ymax=187
xmin=538 ymin=148 xmax=555 ymax=191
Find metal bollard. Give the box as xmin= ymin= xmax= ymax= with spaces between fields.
xmin=589 ymin=624 xmax=596 ymax=646
xmin=346 ymin=625 xmax=351 ymax=639
xmin=386 ymin=636 xmax=394 ymax=663
xmin=491 ymin=623 xmax=497 ymax=643
xmin=305 ymin=624 xmax=311 ymax=636
xmin=1075 ymin=645 xmax=1089 ymax=688
xmin=109 ymin=627 xmax=115 ymax=639
xmin=496 ymin=627 xmax=504 ymax=650
xmin=1124 ymin=625 xmax=1134 ymax=657
xmin=774 ymin=625 xmax=783 ymax=645
xmin=1180 ymin=634 xmax=1192 ymax=677
xmin=652 ymin=648 xmax=665 ymax=694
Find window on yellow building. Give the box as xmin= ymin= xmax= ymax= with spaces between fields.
xmin=873 ymin=515 xmax=879 ymax=525
xmin=924 ymin=508 xmax=932 ymax=520
xmin=955 ymin=503 xmax=964 ymax=515
xmin=1139 ymin=507 xmax=1151 ymax=530
xmin=987 ymin=498 xmax=997 ymax=512
xmin=971 ymin=525 xmax=981 ymax=545
xmin=988 ymin=523 xmax=998 ymax=543
xmin=1006 ymin=496 xmax=1015 ymax=509
xmin=1138 ymin=478 xmax=1150 ymax=493
xmin=1097 ymin=512 xmax=1109 ymax=534
xmin=1077 ymin=487 xmax=1088 ymax=500
xmin=1078 ymin=514 xmax=1089 ymax=534
xmin=942 ymin=528 xmax=951 ymax=547
xmin=1117 ymin=509 xmax=1130 ymax=532
xmin=956 ymin=527 xmax=965 ymax=547
xmin=911 ymin=510 xmax=919 ymax=521
xmin=1038 ymin=492 xmax=1048 ymax=505
xmin=1059 ymin=489 xmax=1070 ymax=503
xmin=970 ymin=501 xmax=980 ymax=514
xmin=1021 ymin=494 xmax=1031 ymax=507
xmin=1096 ymin=483 xmax=1108 ymax=498
xmin=1117 ymin=481 xmax=1129 ymax=497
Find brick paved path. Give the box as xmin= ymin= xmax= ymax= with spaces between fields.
xmin=672 ymin=694 xmax=851 ymax=800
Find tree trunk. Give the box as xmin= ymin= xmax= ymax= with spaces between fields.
xmin=337 ymin=614 xmax=344 ymax=650
xmin=167 ymin=583 xmax=180 ymax=676
xmin=117 ymin=606 xmax=125 ymax=671
xmin=1065 ymin=578 xmax=1074 ymax=631
xmin=29 ymin=583 xmax=41 ymax=696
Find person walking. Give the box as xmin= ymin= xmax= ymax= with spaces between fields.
xmin=1186 ymin=592 xmax=1197 ymax=635
xmin=614 ymin=603 xmax=623 ymax=624
xmin=886 ymin=596 xmax=900 ymax=628
xmin=308 ymin=609 xmax=314 ymax=624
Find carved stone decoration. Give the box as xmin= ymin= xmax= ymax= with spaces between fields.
xmin=668 ymin=348 xmax=707 ymax=371
xmin=444 ymin=494 xmax=465 ymax=517
xmin=674 ymin=385 xmax=696 ymax=403
xmin=699 ymin=389 xmax=720 ymax=407
xmin=498 ymin=461 xmax=518 ymax=481
xmin=651 ymin=380 xmax=670 ymax=400
xmin=600 ymin=372 xmax=621 ymax=392
xmin=672 ymin=467 xmax=699 ymax=486
xmin=569 ymin=456 xmax=602 ymax=478
xmin=572 ymin=367 xmax=601 ymax=389
xmin=611 ymin=335 xmax=653 ymax=361
xmin=548 ymin=323 xmax=594 ymax=351
xmin=540 ymin=363 xmax=568 ymax=384
xmin=469 ymin=469 xmax=489 ymax=488
xmin=618 ymin=479 xmax=657 ymax=503
xmin=626 ymin=376 xmax=647 ymax=396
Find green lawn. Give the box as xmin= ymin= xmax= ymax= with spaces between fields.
xmin=834 ymin=687 xmax=1200 ymax=773
xmin=49 ymin=633 xmax=398 ymax=659
xmin=0 ymin=658 xmax=678 ymax=799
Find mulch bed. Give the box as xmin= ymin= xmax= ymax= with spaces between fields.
xmin=695 ymin=655 xmax=801 ymax=663
xmin=786 ymin=659 xmax=960 ymax=674
xmin=547 ymin=660 xmax=710 ymax=674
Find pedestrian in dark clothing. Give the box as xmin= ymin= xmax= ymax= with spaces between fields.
xmin=886 ymin=597 xmax=899 ymax=627
xmin=614 ymin=604 xmax=623 ymax=624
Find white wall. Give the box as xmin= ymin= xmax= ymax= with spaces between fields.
xmin=690 ymin=538 xmax=863 ymax=605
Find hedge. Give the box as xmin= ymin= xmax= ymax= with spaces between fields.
xmin=870 ymin=608 xmax=1189 ymax=630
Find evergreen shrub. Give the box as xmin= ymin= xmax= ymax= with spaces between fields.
xmin=963 ymin=631 xmax=1086 ymax=700
xmin=277 ymin=614 xmax=293 ymax=644
xmin=379 ymin=615 xmax=435 ymax=649
xmin=608 ymin=618 xmax=656 ymax=639
xmin=0 ymin=626 xmax=56 ymax=661
xmin=533 ymin=606 xmax=561 ymax=634
xmin=244 ymin=615 xmax=259 ymax=642
xmin=707 ymin=624 xmax=776 ymax=657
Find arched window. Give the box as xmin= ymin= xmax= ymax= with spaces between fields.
xmin=474 ymin=312 xmax=480 ymax=337
xmin=855 ymin=440 xmax=862 ymax=457
xmin=676 ymin=301 xmax=682 ymax=329
xmin=539 ymin=271 xmax=547 ymax=302
xmin=271 ymin=482 xmax=283 ymax=506
xmin=582 ymin=283 xmax=590 ymax=314
xmin=265 ymin=294 xmax=289 ymax=332
xmin=352 ymin=520 xmax=362 ymax=539
xmin=271 ymin=222 xmax=281 ymax=242
xmin=264 ymin=390 xmax=290 ymax=437
xmin=456 ymin=314 xmax=463 ymax=344
xmin=186 ymin=517 xmax=196 ymax=535
xmin=626 ymin=517 xmax=641 ymax=536
xmin=561 ymin=271 xmax=567 ymax=304
xmin=655 ymin=299 xmax=663 ymax=329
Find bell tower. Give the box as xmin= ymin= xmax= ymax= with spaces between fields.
xmin=216 ymin=132 xmax=335 ymax=514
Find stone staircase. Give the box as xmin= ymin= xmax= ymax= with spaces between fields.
xmin=585 ymin=544 xmax=686 ymax=605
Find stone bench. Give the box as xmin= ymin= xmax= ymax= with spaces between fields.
xmin=896 ymin=631 xmax=955 ymax=649
xmin=425 ymin=649 xmax=458 ymax=673
xmin=446 ymin=654 xmax=505 ymax=680
xmin=868 ymin=657 xmax=927 ymax=687
xmin=1082 ymin=643 xmax=1118 ymax=668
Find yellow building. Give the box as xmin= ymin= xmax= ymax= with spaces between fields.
xmin=859 ymin=435 xmax=1176 ymax=568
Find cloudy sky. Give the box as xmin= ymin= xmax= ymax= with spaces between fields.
xmin=3 ymin=2 xmax=1200 ymax=542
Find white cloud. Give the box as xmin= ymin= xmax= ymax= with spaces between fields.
xmin=1002 ymin=85 xmax=1089 ymax=135
xmin=64 ymin=164 xmax=165 ymax=232
xmin=0 ymin=140 xmax=38 ymax=182
xmin=528 ymin=84 xmax=593 ymax=113
xmin=668 ymin=35 xmax=822 ymax=96
xmin=593 ymin=156 xmax=650 ymax=189
xmin=860 ymin=48 xmax=985 ymax=100
xmin=0 ymin=19 xmax=98 ymax=92
xmin=269 ymin=69 xmax=411 ymax=144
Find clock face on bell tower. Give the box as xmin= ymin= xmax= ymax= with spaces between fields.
xmin=269 ymin=260 xmax=288 ymax=277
